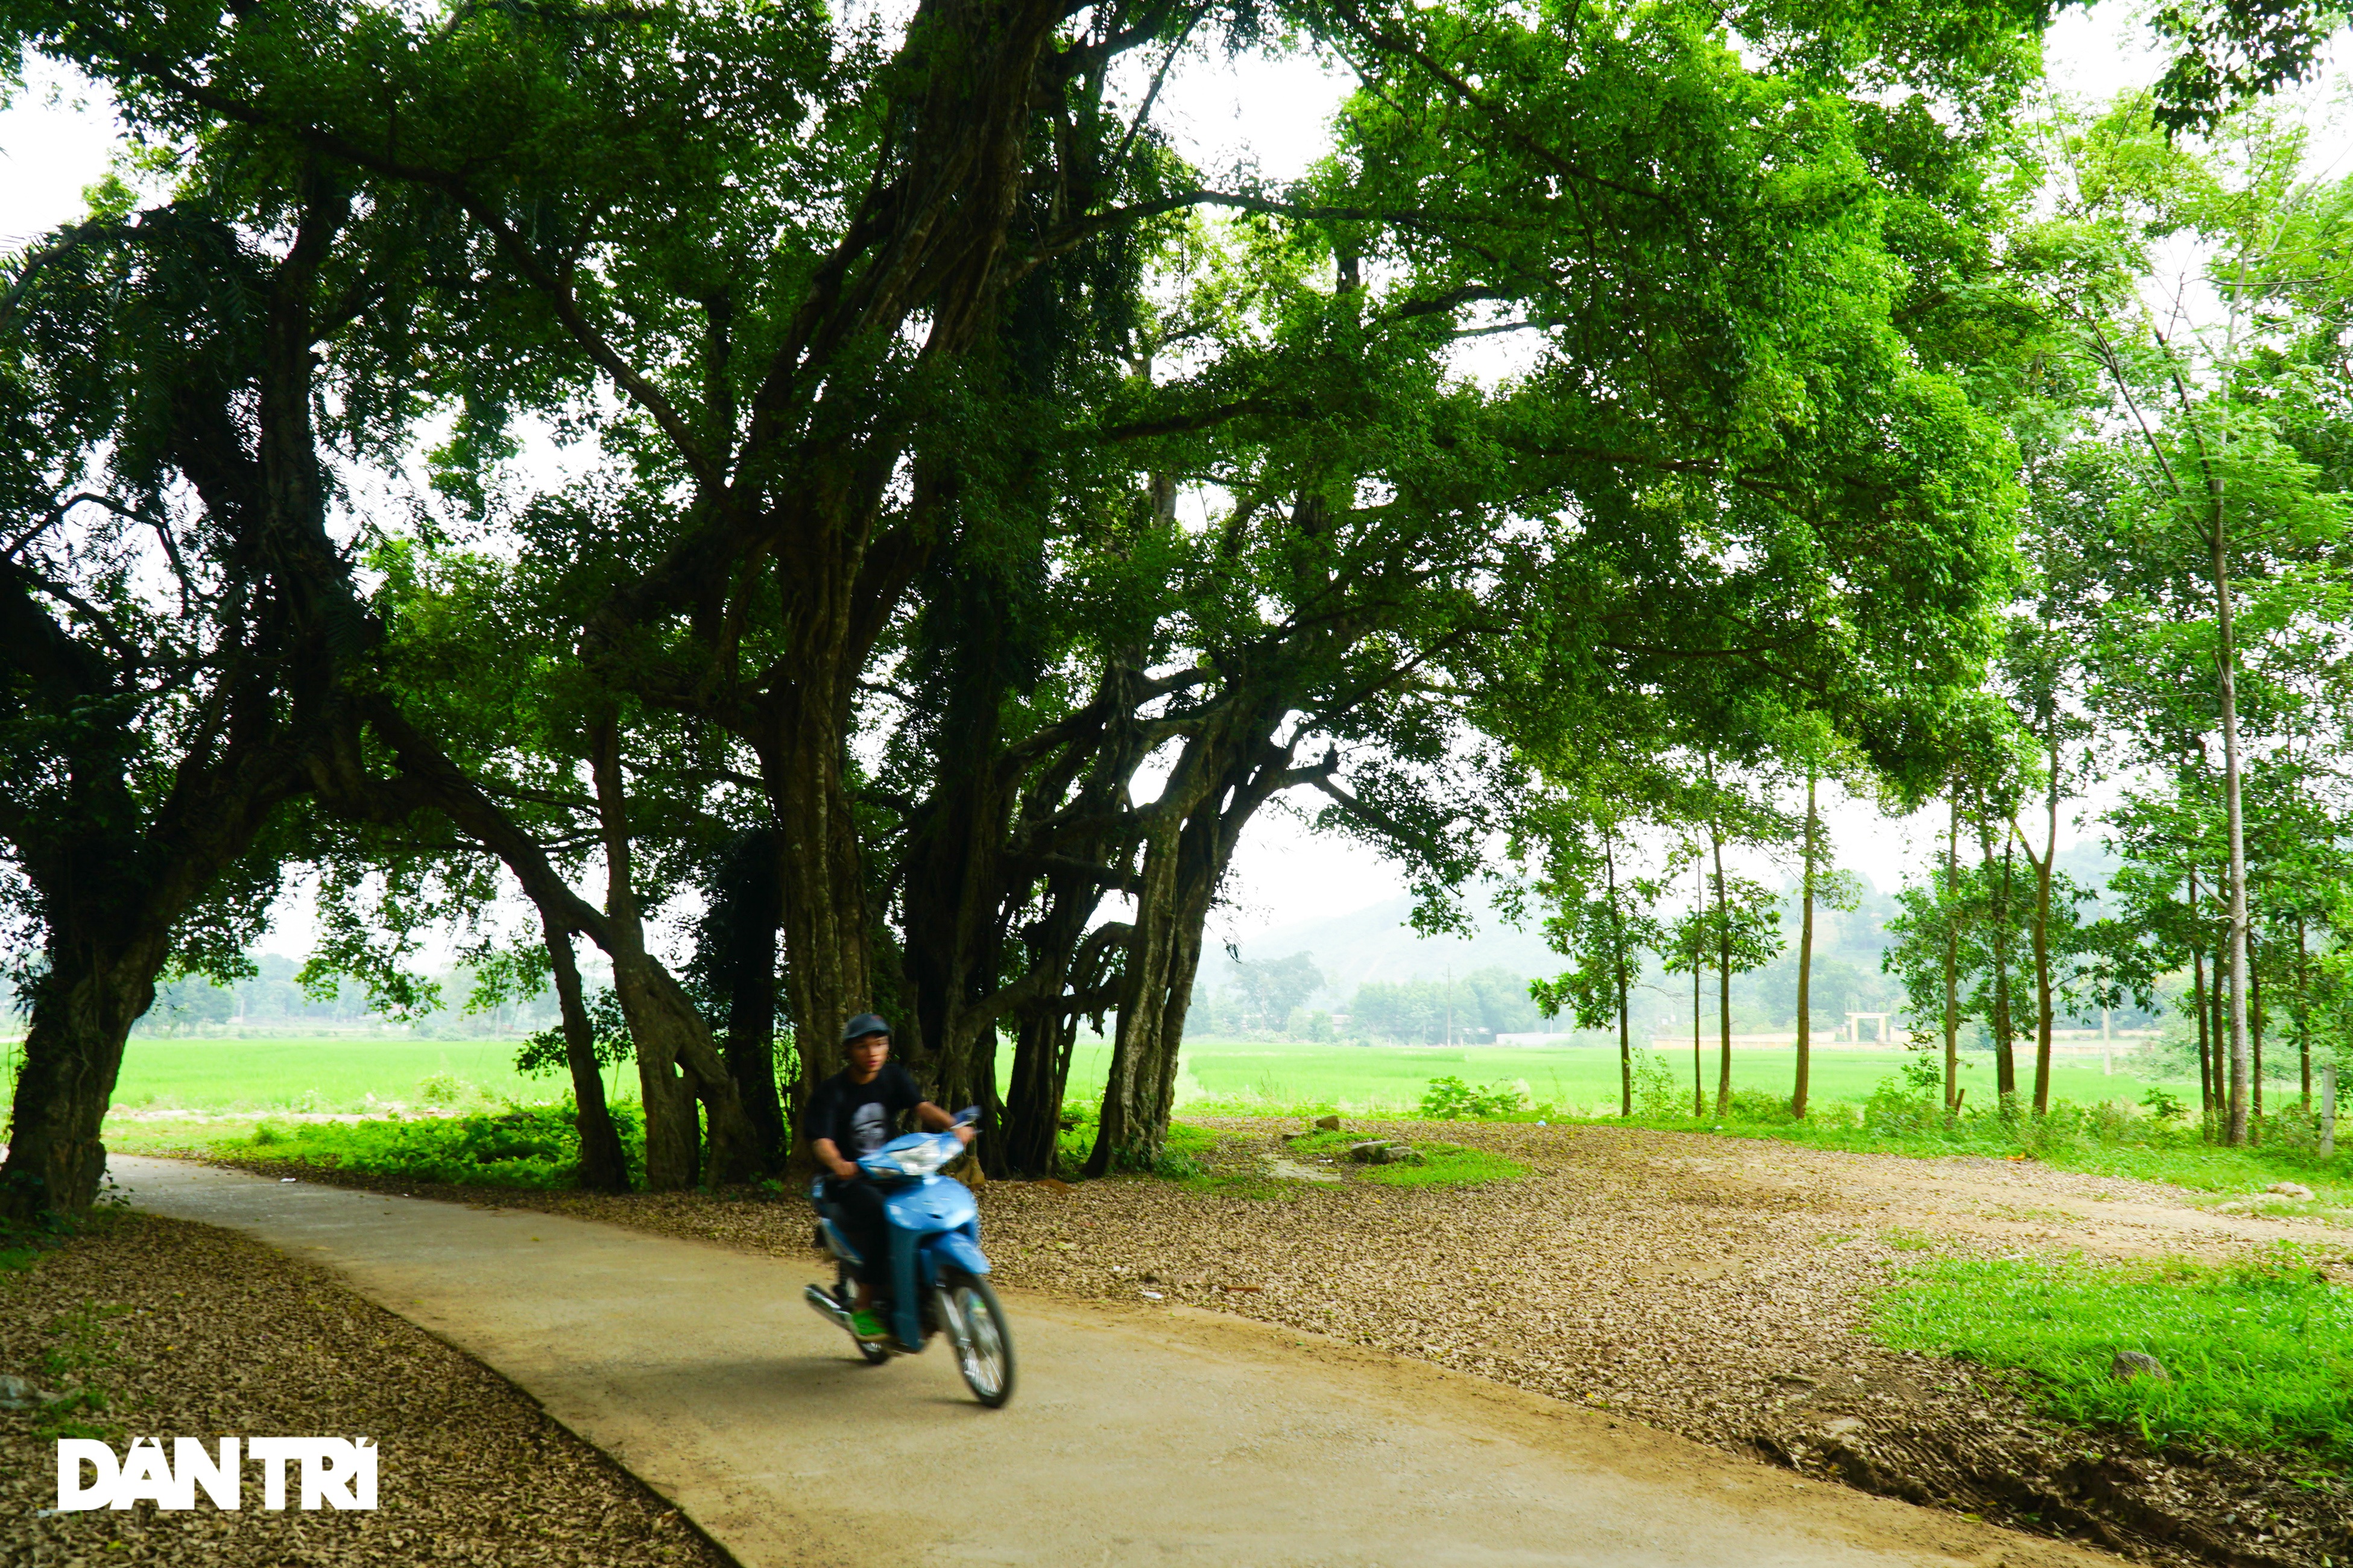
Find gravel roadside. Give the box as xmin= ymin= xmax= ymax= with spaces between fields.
xmin=2 ymin=1210 xmax=733 ymax=1568
xmin=167 ymin=1118 xmax=2352 ymax=1567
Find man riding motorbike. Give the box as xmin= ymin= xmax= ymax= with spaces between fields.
xmin=806 ymin=1013 xmax=975 ymax=1342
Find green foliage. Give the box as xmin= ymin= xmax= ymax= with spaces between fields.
xmin=216 ymin=1105 xmax=643 ymax=1191
xmin=2141 ymin=1085 xmax=2191 ymax=1124
xmin=1526 ymin=815 xmax=1662 ymax=1037
xmin=1726 ymin=1087 xmax=1798 ymax=1124
xmin=0 ymin=0 xmax=2055 ymax=1215
xmin=1863 ymin=1075 xmax=1947 ymax=1136
xmin=1660 ymin=864 xmax=1787 ymax=993
xmin=1222 ymin=954 xmax=1325 ymax=1034
xmin=1351 ymin=969 xmax=1540 ymax=1044
xmin=1874 ymin=1252 xmax=2353 ymax=1466
xmin=1417 ymin=1075 xmax=1531 ymax=1119
xmin=1630 ymin=1050 xmax=1685 ymax=1118
xmin=414 ymin=1072 xmax=470 ymax=1106
xmin=513 ymin=986 xmax=634 ymax=1078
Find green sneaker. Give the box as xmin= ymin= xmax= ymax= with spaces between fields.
xmin=849 ymin=1308 xmax=889 ymax=1342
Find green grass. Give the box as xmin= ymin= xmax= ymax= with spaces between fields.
xmin=1588 ymin=1098 xmax=2353 ymax=1209
xmin=81 ymin=1031 xmax=2340 ymax=1214
xmin=91 ymin=1035 xmax=580 ymax=1113
xmin=89 ymin=1029 xmax=2181 ymax=1125
xmin=1280 ymin=1128 xmax=1529 ymax=1187
xmin=147 ymin=1104 xmax=640 ymax=1191
xmin=1872 ymin=1250 xmax=2353 ymax=1468
xmin=1092 ymin=1036 xmax=2190 ymax=1118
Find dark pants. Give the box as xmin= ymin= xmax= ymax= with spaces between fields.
xmin=823 ymin=1177 xmax=890 ymax=1291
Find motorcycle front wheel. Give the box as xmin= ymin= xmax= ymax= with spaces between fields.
xmin=940 ymin=1268 xmax=1015 ymax=1408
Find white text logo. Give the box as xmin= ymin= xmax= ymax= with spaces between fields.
xmin=55 ymin=1438 xmax=378 ymax=1510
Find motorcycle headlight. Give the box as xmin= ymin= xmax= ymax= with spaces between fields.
xmin=862 ymin=1135 xmax=959 ymax=1180
xmin=894 ymin=1138 xmax=958 ymax=1177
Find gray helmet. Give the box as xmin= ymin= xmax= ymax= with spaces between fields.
xmin=841 ymin=1012 xmax=891 ymax=1045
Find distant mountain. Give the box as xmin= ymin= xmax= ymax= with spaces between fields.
xmin=1208 ymin=892 xmax=1562 ymax=1004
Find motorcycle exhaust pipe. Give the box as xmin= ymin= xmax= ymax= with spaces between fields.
xmin=804 ymin=1283 xmax=854 ymax=1332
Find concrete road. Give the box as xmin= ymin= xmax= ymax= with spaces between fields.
xmin=110 ymin=1156 xmax=2120 ymax=1568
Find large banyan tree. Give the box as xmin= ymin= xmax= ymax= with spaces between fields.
xmin=4 ymin=0 xmax=2042 ymax=1212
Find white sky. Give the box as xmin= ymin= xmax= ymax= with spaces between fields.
xmin=1 ymin=6 xmax=2342 ymax=959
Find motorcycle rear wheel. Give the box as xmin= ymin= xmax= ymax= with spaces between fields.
xmin=941 ymin=1269 xmax=1015 ymax=1407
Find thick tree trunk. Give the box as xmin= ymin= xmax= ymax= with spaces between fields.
xmin=1793 ymin=773 xmax=1815 ymax=1120
xmin=539 ymin=912 xmax=631 ymax=1194
xmin=899 ymin=747 xmax=1013 ymax=1132
xmin=0 ymin=931 xmax=171 ymax=1220
xmin=590 ymin=720 xmax=763 ymax=1188
xmin=1088 ymin=820 xmax=1193 ymax=1174
xmin=712 ymin=830 xmax=787 ymax=1171
xmin=1002 ymin=1012 xmax=1079 ymax=1176
xmin=763 ymin=697 xmax=873 ymax=1145
xmin=1085 ymin=690 xmax=1318 ymax=1171
xmin=0 ymin=186 xmax=349 ymax=1221
xmin=1141 ymin=913 xmax=1211 ymax=1144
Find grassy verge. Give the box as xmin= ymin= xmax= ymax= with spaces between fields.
xmin=1278 ymin=1128 xmax=1529 ymax=1188
xmin=1872 ymin=1249 xmax=2353 ymax=1470
xmin=122 ymin=1104 xmax=642 ymax=1191
xmin=1567 ymin=1100 xmax=2353 ymax=1212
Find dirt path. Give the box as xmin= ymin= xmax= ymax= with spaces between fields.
xmin=316 ymin=1120 xmax=2339 ymax=1564
xmin=106 ymin=1154 xmax=2122 ymax=1568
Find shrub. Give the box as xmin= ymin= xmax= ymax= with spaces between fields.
xmin=415 ymin=1071 xmax=469 ymax=1106
xmin=1727 ymin=1088 xmax=1796 ymax=1124
xmin=1863 ymin=1077 xmax=1942 ymax=1136
xmin=1629 ymin=1050 xmax=1684 ymax=1118
xmin=1418 ymin=1075 xmax=1529 ymax=1119
xmin=227 ymin=1104 xmax=639 ymax=1190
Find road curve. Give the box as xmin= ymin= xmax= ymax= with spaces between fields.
xmin=110 ymin=1156 xmax=2119 ymax=1568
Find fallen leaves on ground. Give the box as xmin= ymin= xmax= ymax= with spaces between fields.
xmin=1 ymin=1212 xmax=728 ymax=1568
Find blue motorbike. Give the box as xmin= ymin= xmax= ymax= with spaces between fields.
xmin=804 ymin=1110 xmax=1015 ymax=1407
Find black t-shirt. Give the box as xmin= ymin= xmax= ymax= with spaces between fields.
xmin=806 ymin=1063 xmax=924 ymax=1165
